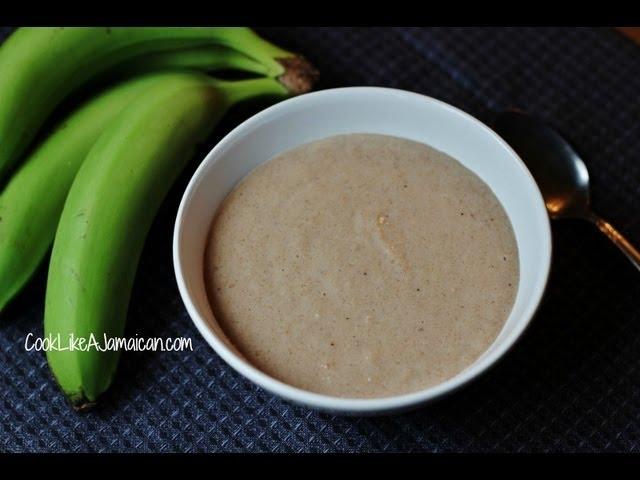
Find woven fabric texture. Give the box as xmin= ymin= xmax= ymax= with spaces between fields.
xmin=0 ymin=27 xmax=639 ymax=453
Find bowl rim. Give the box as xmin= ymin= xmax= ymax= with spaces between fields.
xmin=173 ymin=86 xmax=553 ymax=414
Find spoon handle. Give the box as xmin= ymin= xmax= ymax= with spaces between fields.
xmin=590 ymin=214 xmax=640 ymax=271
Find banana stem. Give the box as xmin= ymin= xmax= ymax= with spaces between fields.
xmin=221 ymin=29 xmax=319 ymax=92
xmin=226 ymin=28 xmax=292 ymax=76
xmin=219 ymin=77 xmax=290 ymax=105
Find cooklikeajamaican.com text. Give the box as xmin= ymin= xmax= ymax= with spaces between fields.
xmin=24 ymin=333 xmax=193 ymax=352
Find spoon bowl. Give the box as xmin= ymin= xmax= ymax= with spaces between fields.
xmin=494 ymin=110 xmax=592 ymax=219
xmin=495 ymin=109 xmax=640 ymax=270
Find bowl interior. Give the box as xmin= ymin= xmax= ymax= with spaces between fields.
xmin=174 ymin=87 xmax=551 ymax=412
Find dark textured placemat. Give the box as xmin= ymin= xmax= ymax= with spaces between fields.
xmin=0 ymin=27 xmax=639 ymax=453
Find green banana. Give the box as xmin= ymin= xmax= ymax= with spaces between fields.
xmin=0 ymin=27 xmax=309 ymax=181
xmin=44 ymin=72 xmax=294 ymax=410
xmin=0 ymin=40 xmax=295 ymax=313
xmin=0 ymin=71 xmax=232 ymax=313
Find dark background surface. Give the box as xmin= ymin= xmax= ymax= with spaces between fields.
xmin=0 ymin=27 xmax=639 ymax=453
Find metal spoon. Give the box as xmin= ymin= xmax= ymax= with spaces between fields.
xmin=494 ymin=109 xmax=640 ymax=271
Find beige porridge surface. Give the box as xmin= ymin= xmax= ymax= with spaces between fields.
xmin=205 ymin=134 xmax=519 ymax=398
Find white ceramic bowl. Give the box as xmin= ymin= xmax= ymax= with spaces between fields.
xmin=173 ymin=87 xmax=552 ymax=415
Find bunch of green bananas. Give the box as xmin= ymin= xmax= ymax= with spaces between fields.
xmin=0 ymin=27 xmax=317 ymax=410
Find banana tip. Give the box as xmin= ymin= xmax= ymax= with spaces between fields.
xmin=68 ymin=392 xmax=97 ymax=413
xmin=277 ymin=55 xmax=319 ymax=96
